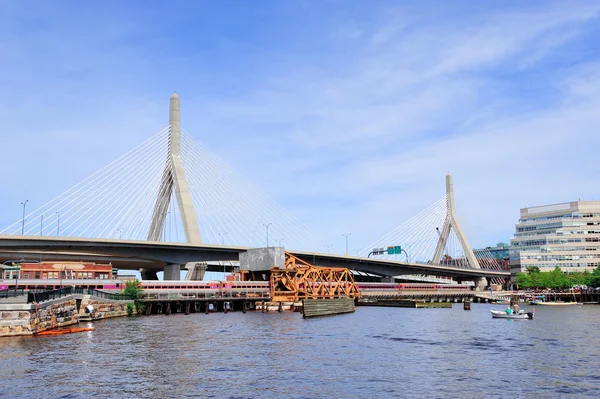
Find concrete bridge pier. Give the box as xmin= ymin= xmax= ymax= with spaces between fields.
xmin=184 ymin=262 xmax=207 ymax=280
xmin=473 ymin=277 xmax=487 ymax=290
xmin=164 ymin=264 xmax=181 ymax=280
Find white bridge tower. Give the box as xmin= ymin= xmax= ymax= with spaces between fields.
xmin=432 ymin=173 xmax=480 ymax=269
xmin=147 ymin=92 xmax=202 ymax=244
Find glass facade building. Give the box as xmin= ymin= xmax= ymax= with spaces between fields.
xmin=510 ymin=201 xmax=600 ymax=274
xmin=476 ymin=242 xmax=510 ymax=260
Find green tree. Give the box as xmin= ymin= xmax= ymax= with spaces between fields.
xmin=122 ymin=280 xmax=144 ymax=314
xmin=123 ymin=280 xmax=142 ymax=298
xmin=590 ymin=265 xmax=600 ymax=288
xmin=514 ymin=272 xmax=532 ymax=289
xmin=548 ymin=266 xmax=566 ymax=289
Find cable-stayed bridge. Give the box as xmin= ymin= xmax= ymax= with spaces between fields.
xmin=0 ymin=93 xmax=509 ymax=285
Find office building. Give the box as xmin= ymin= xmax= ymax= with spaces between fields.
xmin=510 ymin=201 xmax=600 ymax=274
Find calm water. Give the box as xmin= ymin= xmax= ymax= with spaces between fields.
xmin=1 ymin=304 xmax=600 ymax=399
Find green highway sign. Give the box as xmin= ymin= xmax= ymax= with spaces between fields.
xmin=387 ymin=245 xmax=402 ymax=255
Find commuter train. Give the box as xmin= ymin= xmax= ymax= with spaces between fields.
xmin=0 ymin=279 xmax=123 ymax=291
xmin=139 ymin=280 xmax=270 ymax=300
xmin=355 ymin=282 xmax=473 ymax=291
xmin=0 ymin=279 xmax=271 ymax=298
xmin=1 ymin=279 xmax=470 ymax=295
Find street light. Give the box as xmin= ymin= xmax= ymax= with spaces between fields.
xmin=40 ymin=215 xmax=44 ymax=236
xmin=262 ymin=223 xmax=272 ymax=247
xmin=21 ymin=200 xmax=29 ymax=235
xmin=118 ymin=228 xmax=124 ymax=239
xmin=325 ymin=244 xmax=333 ymax=253
xmin=56 ymin=211 xmax=60 ymax=236
xmin=277 ymin=238 xmax=284 ymax=247
xmin=342 ymin=233 xmax=351 ymax=256
xmin=219 ymin=232 xmax=228 ymax=245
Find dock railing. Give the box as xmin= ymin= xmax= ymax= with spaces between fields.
xmin=26 ymin=287 xmax=134 ymax=303
xmin=0 ymin=288 xmax=27 ymax=299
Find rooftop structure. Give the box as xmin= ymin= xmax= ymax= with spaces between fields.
xmin=2 ymin=261 xmax=114 ymax=280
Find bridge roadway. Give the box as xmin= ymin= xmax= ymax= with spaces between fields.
xmin=0 ymin=235 xmax=509 ymax=280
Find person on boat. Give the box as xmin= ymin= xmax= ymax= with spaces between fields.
xmin=512 ymin=303 xmax=520 ymax=313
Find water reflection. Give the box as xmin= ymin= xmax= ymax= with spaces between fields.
xmin=0 ymin=304 xmax=599 ymax=398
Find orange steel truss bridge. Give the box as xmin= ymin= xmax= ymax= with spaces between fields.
xmin=270 ymin=252 xmax=360 ymax=302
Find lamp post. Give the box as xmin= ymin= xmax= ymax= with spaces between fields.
xmin=262 ymin=223 xmax=272 ymax=247
xmin=40 ymin=215 xmax=44 ymax=236
xmin=325 ymin=244 xmax=333 ymax=254
xmin=56 ymin=211 xmax=60 ymax=236
xmin=21 ymin=200 xmax=29 ymax=235
xmin=277 ymin=238 xmax=284 ymax=248
xmin=118 ymin=228 xmax=124 ymax=239
xmin=342 ymin=233 xmax=351 ymax=256
xmin=219 ymin=232 xmax=228 ymax=245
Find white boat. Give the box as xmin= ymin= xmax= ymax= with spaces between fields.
xmin=535 ymin=301 xmax=578 ymax=306
xmin=491 ymin=309 xmax=534 ymax=319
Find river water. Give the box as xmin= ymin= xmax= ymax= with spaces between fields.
xmin=1 ymin=303 xmax=600 ymax=399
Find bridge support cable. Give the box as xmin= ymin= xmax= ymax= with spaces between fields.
xmin=181 ymin=130 xmax=315 ymax=247
xmin=360 ymin=196 xmax=447 ymax=264
xmin=47 ymin=133 xmax=169 ymax=240
xmin=0 ymin=128 xmax=171 ymax=240
xmin=178 ymin=129 xmax=322 ymax=251
xmin=361 ymin=174 xmax=504 ymax=277
xmin=1 ymin=94 xmax=325 ymax=251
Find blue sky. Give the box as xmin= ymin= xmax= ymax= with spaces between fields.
xmin=1 ymin=1 xmax=600 ymax=255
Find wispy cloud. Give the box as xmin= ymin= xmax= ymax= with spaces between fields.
xmin=1 ymin=1 xmax=600 ymax=254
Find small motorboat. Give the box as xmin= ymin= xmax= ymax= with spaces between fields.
xmin=491 ymin=309 xmax=534 ymax=319
xmin=36 ymin=327 xmax=95 ymax=336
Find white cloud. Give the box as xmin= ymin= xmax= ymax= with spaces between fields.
xmin=1 ymin=1 xmax=600 ymax=256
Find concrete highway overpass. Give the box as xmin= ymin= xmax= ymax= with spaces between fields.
xmin=0 ymin=235 xmax=509 ymax=281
